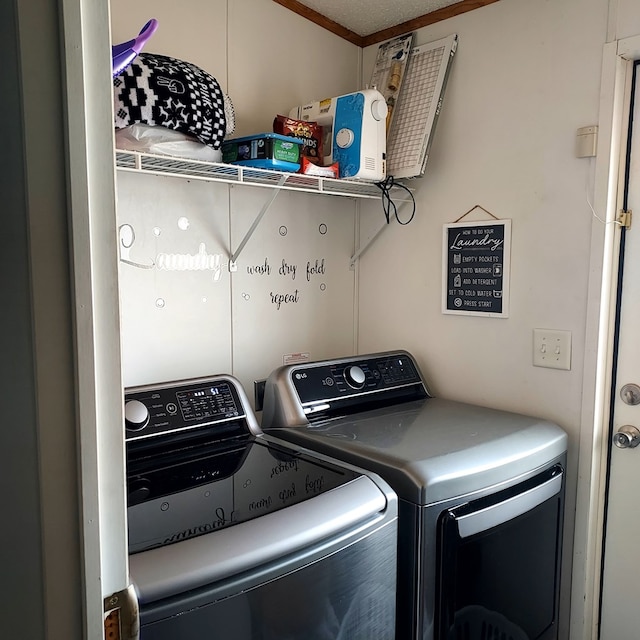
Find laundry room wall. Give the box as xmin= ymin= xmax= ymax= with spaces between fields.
xmin=360 ymin=0 xmax=608 ymax=433
xmin=615 ymin=0 xmax=640 ymax=40
xmin=110 ymin=0 xmax=362 ymax=392
xmin=359 ymin=0 xmax=609 ymax=637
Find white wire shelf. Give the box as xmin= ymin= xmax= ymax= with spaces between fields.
xmin=115 ymin=148 xmax=415 ymax=267
xmin=115 ymin=149 xmax=392 ymax=200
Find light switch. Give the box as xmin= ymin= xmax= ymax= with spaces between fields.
xmin=533 ymin=329 xmax=571 ymax=370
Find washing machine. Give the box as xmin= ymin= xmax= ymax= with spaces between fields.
xmin=124 ymin=373 xmax=398 ymax=639
xmin=260 ymin=350 xmax=568 ymax=640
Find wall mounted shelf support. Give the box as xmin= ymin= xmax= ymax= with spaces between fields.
xmin=350 ymin=200 xmax=413 ymax=268
xmin=115 ymin=150 xmax=414 ymax=270
xmin=229 ymin=175 xmax=286 ymax=270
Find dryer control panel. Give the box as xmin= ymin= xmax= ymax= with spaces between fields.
xmin=261 ymin=351 xmax=430 ymax=426
xmin=290 ymin=352 xmax=426 ymax=405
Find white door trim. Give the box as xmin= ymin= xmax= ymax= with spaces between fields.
xmin=571 ymin=33 xmax=640 ymax=640
xmin=60 ymin=0 xmax=129 ymax=635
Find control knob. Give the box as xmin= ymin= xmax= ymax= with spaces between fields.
xmin=343 ymin=365 xmax=366 ymax=389
xmin=336 ymin=127 xmax=355 ymax=149
xmin=371 ymin=98 xmax=388 ymax=122
xmin=125 ymin=399 xmax=150 ymax=431
xmin=128 ymin=478 xmax=152 ymax=506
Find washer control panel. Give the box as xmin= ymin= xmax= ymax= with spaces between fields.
xmin=124 ymin=377 xmax=245 ymax=442
xmin=291 ymin=352 xmax=425 ymax=405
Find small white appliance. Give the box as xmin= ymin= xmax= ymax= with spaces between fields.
xmin=290 ymin=89 xmax=387 ymax=181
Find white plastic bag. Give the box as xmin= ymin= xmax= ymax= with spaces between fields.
xmin=115 ymin=123 xmax=223 ymax=162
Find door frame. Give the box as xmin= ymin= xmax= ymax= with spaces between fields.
xmin=571 ymin=33 xmax=640 ymax=640
xmin=59 ymin=0 xmax=130 ymax=635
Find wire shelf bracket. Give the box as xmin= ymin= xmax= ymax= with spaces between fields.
xmin=115 ymin=149 xmax=415 ymax=271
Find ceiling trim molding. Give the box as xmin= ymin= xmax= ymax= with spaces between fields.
xmin=273 ymin=0 xmax=501 ymax=47
xmin=361 ymin=0 xmax=501 ymax=46
xmin=272 ymin=0 xmax=365 ymax=46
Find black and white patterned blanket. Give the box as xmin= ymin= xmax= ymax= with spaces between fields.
xmin=114 ymin=53 xmax=228 ymax=149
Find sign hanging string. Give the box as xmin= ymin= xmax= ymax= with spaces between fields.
xmin=453 ymin=204 xmax=500 ymax=223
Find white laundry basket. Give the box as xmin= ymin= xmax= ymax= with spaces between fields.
xmin=447 ymin=605 xmax=529 ymax=640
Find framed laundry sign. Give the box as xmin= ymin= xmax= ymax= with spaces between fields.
xmin=442 ymin=218 xmax=511 ymax=317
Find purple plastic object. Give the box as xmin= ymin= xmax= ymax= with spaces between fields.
xmin=112 ymin=19 xmax=158 ymax=78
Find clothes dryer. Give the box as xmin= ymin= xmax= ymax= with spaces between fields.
xmin=261 ymin=350 xmax=567 ymax=640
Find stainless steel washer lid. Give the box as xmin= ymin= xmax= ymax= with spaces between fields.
xmin=264 ymin=397 xmax=568 ymax=505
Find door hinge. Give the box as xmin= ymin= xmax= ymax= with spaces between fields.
xmin=618 ymin=209 xmax=632 ymax=229
xmin=104 ymin=584 xmax=139 ymax=640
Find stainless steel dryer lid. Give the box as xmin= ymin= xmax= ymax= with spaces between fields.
xmin=265 ymin=397 xmax=567 ymax=505
xmin=260 ymin=351 xmax=567 ymax=505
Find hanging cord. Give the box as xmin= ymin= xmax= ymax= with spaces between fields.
xmin=585 ymin=156 xmax=622 ymax=226
xmin=375 ymin=175 xmax=416 ymax=225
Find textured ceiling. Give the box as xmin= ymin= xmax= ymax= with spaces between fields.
xmin=292 ymin=0 xmax=462 ymax=37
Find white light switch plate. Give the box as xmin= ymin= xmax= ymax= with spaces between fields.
xmin=533 ymin=329 xmax=572 ymax=370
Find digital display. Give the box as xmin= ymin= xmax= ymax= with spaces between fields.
xmin=177 ymin=382 xmax=239 ymax=421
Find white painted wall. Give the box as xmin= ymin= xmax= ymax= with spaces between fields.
xmin=360 ymin=0 xmax=607 ymax=422
xmin=614 ymin=0 xmax=640 ymax=41
xmin=116 ymin=173 xmax=358 ymax=392
xmin=111 ymin=0 xmax=362 ymax=396
xmin=359 ymin=1 xmax=608 ymax=638
xmin=110 ymin=0 xmax=361 ymax=136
